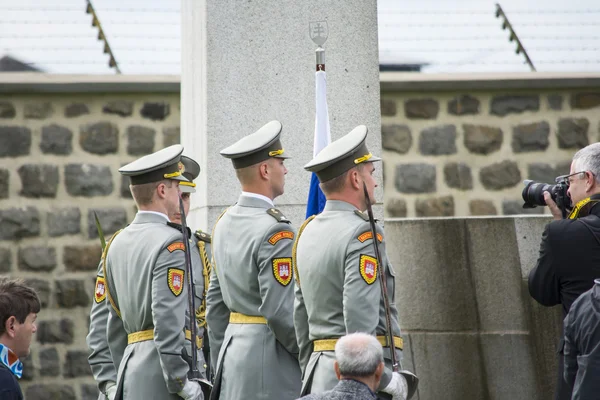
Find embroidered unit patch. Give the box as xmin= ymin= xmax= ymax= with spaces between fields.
xmin=272 ymin=258 xmax=292 ymax=286
xmin=357 ymin=232 xmax=383 ymax=243
xmin=95 ymin=276 xmax=107 ymax=303
xmin=359 ymin=254 xmax=377 ymax=285
xmin=168 ymin=268 xmax=185 ymax=296
xmin=167 ymin=242 xmax=186 ymax=252
xmin=268 ymin=231 xmax=295 ymax=245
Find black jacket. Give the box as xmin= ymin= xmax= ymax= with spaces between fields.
xmin=563 ymin=280 xmax=600 ymax=400
xmin=0 ymin=362 xmax=23 ymax=400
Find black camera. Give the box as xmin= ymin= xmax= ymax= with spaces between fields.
xmin=522 ymin=178 xmax=571 ymax=218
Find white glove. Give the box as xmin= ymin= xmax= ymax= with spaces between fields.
xmin=177 ymin=380 xmax=204 ymax=400
xmin=381 ymin=371 xmax=408 ymax=400
xmin=105 ymin=382 xmax=117 ymax=400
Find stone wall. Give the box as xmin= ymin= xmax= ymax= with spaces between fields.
xmin=0 ymin=92 xmax=180 ymax=399
xmin=380 ymin=81 xmax=600 ymax=218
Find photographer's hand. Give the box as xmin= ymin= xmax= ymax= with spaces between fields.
xmin=544 ymin=191 xmax=563 ymax=220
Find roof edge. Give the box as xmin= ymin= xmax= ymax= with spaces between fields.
xmin=0 ymin=73 xmax=180 ymax=93
xmin=380 ymin=72 xmax=600 ymax=92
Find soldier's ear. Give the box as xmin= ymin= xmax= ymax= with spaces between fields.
xmin=349 ymin=169 xmax=361 ymax=191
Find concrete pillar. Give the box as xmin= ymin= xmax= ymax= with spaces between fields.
xmin=181 ymin=0 xmax=382 ymax=227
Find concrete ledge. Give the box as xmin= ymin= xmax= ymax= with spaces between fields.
xmin=380 ymin=72 xmax=600 ymax=92
xmin=0 ymin=73 xmax=180 ymax=94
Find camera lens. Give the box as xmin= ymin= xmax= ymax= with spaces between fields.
xmin=522 ymin=180 xmax=554 ymax=208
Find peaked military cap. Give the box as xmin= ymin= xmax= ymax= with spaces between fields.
xmin=179 ymin=155 xmax=201 ymax=193
xmin=304 ymin=125 xmax=381 ymax=183
xmin=119 ymin=144 xmax=190 ymax=185
xmin=220 ymin=120 xmax=290 ymax=169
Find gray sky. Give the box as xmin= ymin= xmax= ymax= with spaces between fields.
xmin=0 ymin=0 xmax=598 ymax=74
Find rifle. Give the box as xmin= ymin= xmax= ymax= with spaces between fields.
xmin=94 ymin=211 xmax=107 ymax=251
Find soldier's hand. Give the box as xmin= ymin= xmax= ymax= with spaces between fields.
xmin=105 ymin=382 xmax=117 ymax=400
xmin=177 ymin=380 xmax=204 ymax=400
xmin=544 ymin=191 xmax=563 ymax=220
xmin=381 ymin=371 xmax=408 ymax=400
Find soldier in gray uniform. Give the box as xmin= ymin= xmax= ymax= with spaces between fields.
xmin=293 ymin=126 xmax=418 ymax=400
xmin=86 ymin=154 xmax=211 ymax=400
xmin=102 ymin=145 xmax=204 ymax=400
xmin=206 ymin=121 xmax=301 ymax=400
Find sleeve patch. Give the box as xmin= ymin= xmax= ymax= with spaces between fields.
xmin=167 ymin=242 xmax=186 ymax=252
xmin=357 ymin=231 xmax=383 ymax=243
xmin=168 ymin=268 xmax=185 ymax=297
xmin=272 ymin=258 xmax=292 ymax=286
xmin=359 ymin=254 xmax=378 ymax=285
xmin=94 ymin=276 xmax=107 ymax=303
xmin=268 ymin=231 xmax=295 ymax=245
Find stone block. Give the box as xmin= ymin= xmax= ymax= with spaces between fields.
xmin=163 ymin=126 xmax=180 ymax=146
xmin=381 ymin=98 xmax=397 ymax=116
xmin=490 ymin=95 xmax=539 ymax=116
xmin=80 ymin=122 xmax=119 ymax=154
xmin=465 ymin=218 xmax=528 ymax=331
xmin=24 ymin=102 xmax=53 ymax=119
xmin=40 ymin=124 xmax=73 ymax=155
xmin=406 ymin=333 xmax=486 ymax=400
xmin=81 ymin=384 xmax=100 ymax=400
xmin=103 ymin=100 xmax=133 ymax=116
xmin=469 ymin=200 xmax=497 ymax=216
xmin=63 ymin=350 xmax=92 ymax=377
xmin=415 ymin=195 xmax=454 ymax=217
xmin=528 ymin=163 xmax=557 ymax=185
xmin=0 ymin=101 xmax=16 ymax=118
xmin=19 ymin=246 xmax=56 ymax=272
xmin=39 ymin=347 xmax=60 ymax=377
xmin=23 ymin=278 xmax=51 ymax=307
xmin=547 ymin=94 xmax=563 ymax=110
xmin=88 ymin=208 xmax=127 ymax=238
xmin=571 ymin=92 xmax=600 ymax=110
xmin=127 ymin=125 xmax=156 ymax=155
xmin=63 ymin=245 xmax=102 ymax=271
xmin=480 ymin=161 xmax=521 ymax=190
xmin=37 ymin=319 xmax=74 ymax=344
xmin=556 ymin=161 xmax=572 ymax=176
xmin=141 ymin=102 xmax=171 ymax=121
xmin=0 ymin=168 xmax=8 ymax=199
xmin=463 ymin=124 xmax=502 ymax=155
xmin=0 ymin=207 xmax=40 ymax=240
xmin=419 ymin=125 xmax=457 ymax=155
xmin=382 ymin=124 xmax=411 ymax=154
xmin=404 ymin=98 xmax=439 ymax=119
xmin=385 ymin=198 xmax=407 ymax=218
xmin=0 ymin=247 xmax=10 ymax=272
xmin=47 ymin=207 xmax=81 ymax=237
xmin=502 ymin=200 xmax=544 ymax=216
xmin=444 ymin=163 xmax=473 ymax=190
xmin=17 ymin=164 xmax=59 ymax=198
xmin=121 ymin=175 xmax=133 ymax=198
xmin=0 ymin=126 xmax=31 ymax=157
xmin=385 ymin=219 xmax=478 ymax=330
xmin=64 ymin=103 xmax=89 ymax=118
xmin=26 ymin=384 xmax=76 ymax=400
xmin=514 ymin=216 xmax=552 ymax=278
xmin=395 ymin=164 xmax=436 ymax=194
xmin=447 ymin=94 xmax=480 ymax=115
xmin=557 ymin=118 xmax=589 ymax=149
xmin=20 ymin=353 xmax=34 ymax=380
xmin=55 ymin=279 xmax=89 ymax=308
xmin=512 ymin=121 xmax=550 ymax=152
xmin=64 ymin=164 xmax=113 ymax=197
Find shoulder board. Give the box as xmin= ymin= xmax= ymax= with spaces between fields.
xmin=194 ymin=230 xmax=212 ymax=243
xmin=167 ymin=222 xmax=192 ymax=238
xmin=267 ymin=208 xmax=290 ymax=224
xmin=354 ymin=210 xmax=379 ymax=223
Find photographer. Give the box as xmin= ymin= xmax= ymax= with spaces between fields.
xmin=528 ymin=143 xmax=600 ymax=400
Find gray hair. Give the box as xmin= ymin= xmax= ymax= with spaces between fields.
xmin=572 ymin=143 xmax=600 ymax=184
xmin=335 ymin=333 xmax=384 ymax=377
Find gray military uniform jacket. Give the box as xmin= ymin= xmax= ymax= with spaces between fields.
xmin=294 ymin=200 xmax=407 ymax=396
xmin=100 ymin=212 xmax=207 ymax=399
xmin=297 ymin=379 xmax=377 ymax=400
xmin=206 ymin=194 xmax=302 ymax=400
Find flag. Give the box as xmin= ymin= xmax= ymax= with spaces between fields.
xmin=305 ymin=68 xmax=331 ymax=218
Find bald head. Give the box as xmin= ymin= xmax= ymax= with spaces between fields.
xmin=335 ymin=333 xmax=384 ymax=377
